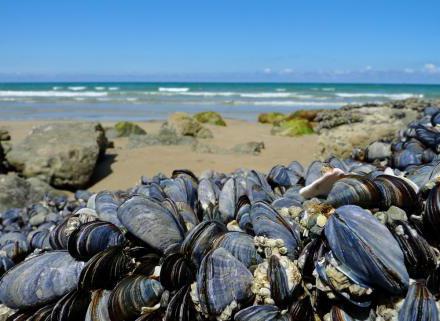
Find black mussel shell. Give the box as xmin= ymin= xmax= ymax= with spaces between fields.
xmin=398 ymin=281 xmax=439 ymax=321
xmin=373 ymin=175 xmax=419 ymax=213
xmin=234 ymin=305 xmax=289 ymax=321
xmin=85 ymin=289 xmax=111 ymax=321
xmin=50 ymin=290 xmax=91 ymax=321
xmin=164 ymin=285 xmax=202 ymax=321
xmin=160 ymin=252 xmax=195 ymax=291
xmin=288 ymin=297 xmax=315 ymax=321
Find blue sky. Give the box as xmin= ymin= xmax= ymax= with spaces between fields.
xmin=1 ymin=0 xmax=439 ymax=83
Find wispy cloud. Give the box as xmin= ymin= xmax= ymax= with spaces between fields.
xmin=424 ymin=63 xmax=440 ymax=74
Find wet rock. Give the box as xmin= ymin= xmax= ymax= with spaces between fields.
xmin=315 ymin=110 xmax=363 ymax=131
xmin=258 ymin=112 xmax=286 ymax=124
xmin=0 ymin=173 xmax=42 ymax=212
xmin=114 ymin=121 xmax=146 ymax=137
xmin=127 ymin=125 xmax=195 ymax=148
xmin=167 ymin=112 xmax=213 ymax=138
xmin=231 ymin=141 xmax=265 ymax=155
xmin=194 ymin=111 xmax=226 ymax=126
xmin=6 ymin=122 xmax=107 ymax=189
xmin=271 ymin=119 xmax=314 ymax=137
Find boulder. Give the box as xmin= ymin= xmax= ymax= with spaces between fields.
xmin=287 ymin=109 xmax=323 ymax=122
xmin=127 ymin=125 xmax=195 ymax=148
xmin=231 ymin=142 xmax=265 ymax=155
xmin=271 ymin=119 xmax=314 ymax=137
xmin=0 ymin=173 xmax=43 ymax=212
xmin=114 ymin=121 xmax=146 ymax=137
xmin=194 ymin=111 xmax=226 ymax=126
xmin=167 ymin=112 xmax=213 ymax=138
xmin=365 ymin=141 xmax=392 ymax=162
xmin=257 ymin=112 xmax=286 ymax=124
xmin=6 ymin=122 xmax=107 ymax=189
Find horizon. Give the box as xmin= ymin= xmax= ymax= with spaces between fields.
xmin=2 ymin=0 xmax=440 ymax=84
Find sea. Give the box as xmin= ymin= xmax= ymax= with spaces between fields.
xmin=0 ymin=82 xmax=439 ymax=121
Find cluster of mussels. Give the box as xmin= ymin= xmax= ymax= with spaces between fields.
xmin=3 ymin=109 xmax=440 ymax=320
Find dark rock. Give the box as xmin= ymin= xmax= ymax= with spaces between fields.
xmin=0 ymin=129 xmax=10 ymax=141
xmin=6 ymin=123 xmax=107 ymax=189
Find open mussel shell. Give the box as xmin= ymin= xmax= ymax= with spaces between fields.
xmin=324 ymin=205 xmax=409 ymax=295
xmin=211 ymin=231 xmax=263 ymax=268
xmin=234 ymin=305 xmax=289 ymax=321
xmin=67 ymin=221 xmax=125 ymax=261
xmin=117 ymin=195 xmax=185 ymax=252
xmin=398 ymin=281 xmax=439 ymax=321
xmin=164 ymin=285 xmax=202 ymax=321
xmin=196 ymin=248 xmax=254 ymax=318
xmin=180 ymin=220 xmax=227 ymax=267
xmin=373 ymin=175 xmax=419 ymax=213
xmin=50 ymin=289 xmax=91 ymax=321
xmin=388 ymin=220 xmax=437 ymax=279
xmin=326 ymin=176 xmax=381 ymax=209
xmin=85 ymin=289 xmax=111 ymax=321
xmin=0 ymin=251 xmax=85 ymax=309
xmin=108 ymin=275 xmax=164 ymax=321
xmin=250 ymin=201 xmax=301 ymax=258
xmin=78 ymin=245 xmax=133 ymax=290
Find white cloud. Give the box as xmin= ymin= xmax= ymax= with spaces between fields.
xmin=423 ymin=63 xmax=440 ymax=74
xmin=263 ymin=68 xmax=272 ymax=74
xmin=403 ymin=68 xmax=414 ymax=74
xmin=364 ymin=66 xmax=372 ymax=71
xmin=280 ymin=68 xmax=294 ymax=74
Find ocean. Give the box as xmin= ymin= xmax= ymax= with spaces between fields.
xmin=0 ymin=82 xmax=439 ymax=121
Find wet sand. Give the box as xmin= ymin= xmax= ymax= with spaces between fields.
xmin=0 ymin=119 xmax=319 ymax=192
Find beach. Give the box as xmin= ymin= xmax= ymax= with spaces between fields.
xmin=0 ymin=119 xmax=319 ymax=192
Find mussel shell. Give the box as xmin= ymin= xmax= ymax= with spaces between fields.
xmin=108 ymin=275 xmax=164 ymax=321
xmin=267 ymin=165 xmax=300 ymax=189
xmin=389 ymin=220 xmax=437 ymax=279
xmin=164 ymin=285 xmax=202 ymax=321
xmin=234 ymin=305 xmax=289 ymax=321
xmin=50 ymin=289 xmax=91 ymax=321
xmin=211 ymin=232 xmax=263 ymax=268
xmin=32 ymin=304 xmax=55 ymax=321
xmin=327 ymin=305 xmax=376 ymax=321
xmin=78 ymin=245 xmax=133 ymax=290
xmin=373 ymin=175 xmax=419 ymax=212
xmin=268 ymin=255 xmax=295 ymax=309
xmin=198 ymin=178 xmax=220 ymax=210
xmin=219 ymin=177 xmax=246 ymax=223
xmin=326 ymin=176 xmax=381 ymax=209
xmin=117 ymin=195 xmax=185 ymax=252
xmin=0 ymin=251 xmax=85 ymax=309
xmin=67 ymin=221 xmax=125 ymax=261
xmin=196 ymin=248 xmax=254 ymax=316
xmin=250 ymin=201 xmax=301 ymax=258
xmin=94 ymin=191 xmax=123 ymax=227
xmin=423 ymin=183 xmax=440 ymax=243
xmin=324 ymin=205 xmax=409 ymax=295
xmin=288 ymin=297 xmax=315 ymax=321
xmin=85 ymin=290 xmax=111 ymax=321
xmin=398 ymin=281 xmax=439 ymax=321
xmin=160 ymin=252 xmax=195 ymax=291
xmin=180 ymin=220 xmax=227 ymax=267
xmin=414 ymin=125 xmax=440 ymax=152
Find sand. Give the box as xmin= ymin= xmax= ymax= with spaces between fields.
xmin=0 ymin=119 xmax=319 ymax=192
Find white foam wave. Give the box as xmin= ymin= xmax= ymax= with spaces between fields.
xmin=335 ymin=93 xmax=423 ymax=99
xmin=52 ymin=86 xmax=62 ymax=90
xmin=95 ymin=86 xmax=105 ymax=90
xmin=0 ymin=91 xmax=108 ymax=97
xmin=108 ymin=87 xmax=119 ymax=91
xmin=276 ymin=88 xmax=286 ymax=92
xmin=68 ymin=86 xmax=86 ymax=91
xmin=240 ymin=92 xmax=292 ymax=98
xmin=233 ymin=100 xmax=345 ymax=107
xmin=158 ymin=87 xmax=190 ymax=93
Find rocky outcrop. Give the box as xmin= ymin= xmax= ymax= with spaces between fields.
xmin=257 ymin=112 xmax=286 ymax=124
xmin=127 ymin=124 xmax=196 ymax=148
xmin=6 ymin=123 xmax=107 ymax=189
xmin=167 ymin=112 xmax=213 ymax=139
xmin=0 ymin=173 xmax=43 ymax=212
xmin=114 ymin=121 xmax=147 ymax=137
xmin=0 ymin=128 xmax=10 ymax=141
xmin=317 ymin=100 xmax=422 ymax=159
xmin=271 ymin=119 xmax=314 ymax=137
xmin=194 ymin=111 xmax=226 ymax=126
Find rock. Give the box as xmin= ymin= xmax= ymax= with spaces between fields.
xmin=271 ymin=119 xmax=314 ymax=137
xmin=6 ymin=122 xmax=107 ymax=189
xmin=287 ymin=110 xmax=323 ymax=122
xmin=127 ymin=125 xmax=195 ymax=148
xmin=257 ymin=112 xmax=286 ymax=124
xmin=196 ymin=127 xmax=214 ymax=139
xmin=191 ymin=142 xmax=226 ymax=154
xmin=0 ymin=144 xmax=4 ymax=174
xmin=194 ymin=111 xmax=227 ymax=126
xmin=0 ymin=128 xmax=10 ymax=141
xmin=0 ymin=304 xmax=14 ymax=321
xmin=231 ymin=142 xmax=265 ymax=155
xmin=365 ymin=141 xmax=392 ymax=162
xmin=26 ymin=177 xmax=66 ymax=199
xmin=114 ymin=121 xmax=146 ymax=137
xmin=167 ymin=112 xmax=213 ymax=138
xmin=0 ymin=173 xmax=43 ymax=212
xmin=315 ymin=110 xmax=363 ymax=132
xmin=318 ymin=104 xmax=419 ymax=159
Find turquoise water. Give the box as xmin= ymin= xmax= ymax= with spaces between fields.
xmin=0 ymin=82 xmax=439 ymax=121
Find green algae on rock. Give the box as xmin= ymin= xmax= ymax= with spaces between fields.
xmin=194 ymin=111 xmax=227 ymax=126
xmin=271 ymin=118 xmax=314 ymax=137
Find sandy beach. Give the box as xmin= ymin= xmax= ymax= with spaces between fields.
xmin=0 ymin=119 xmax=319 ymax=192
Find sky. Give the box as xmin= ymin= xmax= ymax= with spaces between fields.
xmin=1 ymin=0 xmax=440 ymax=83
